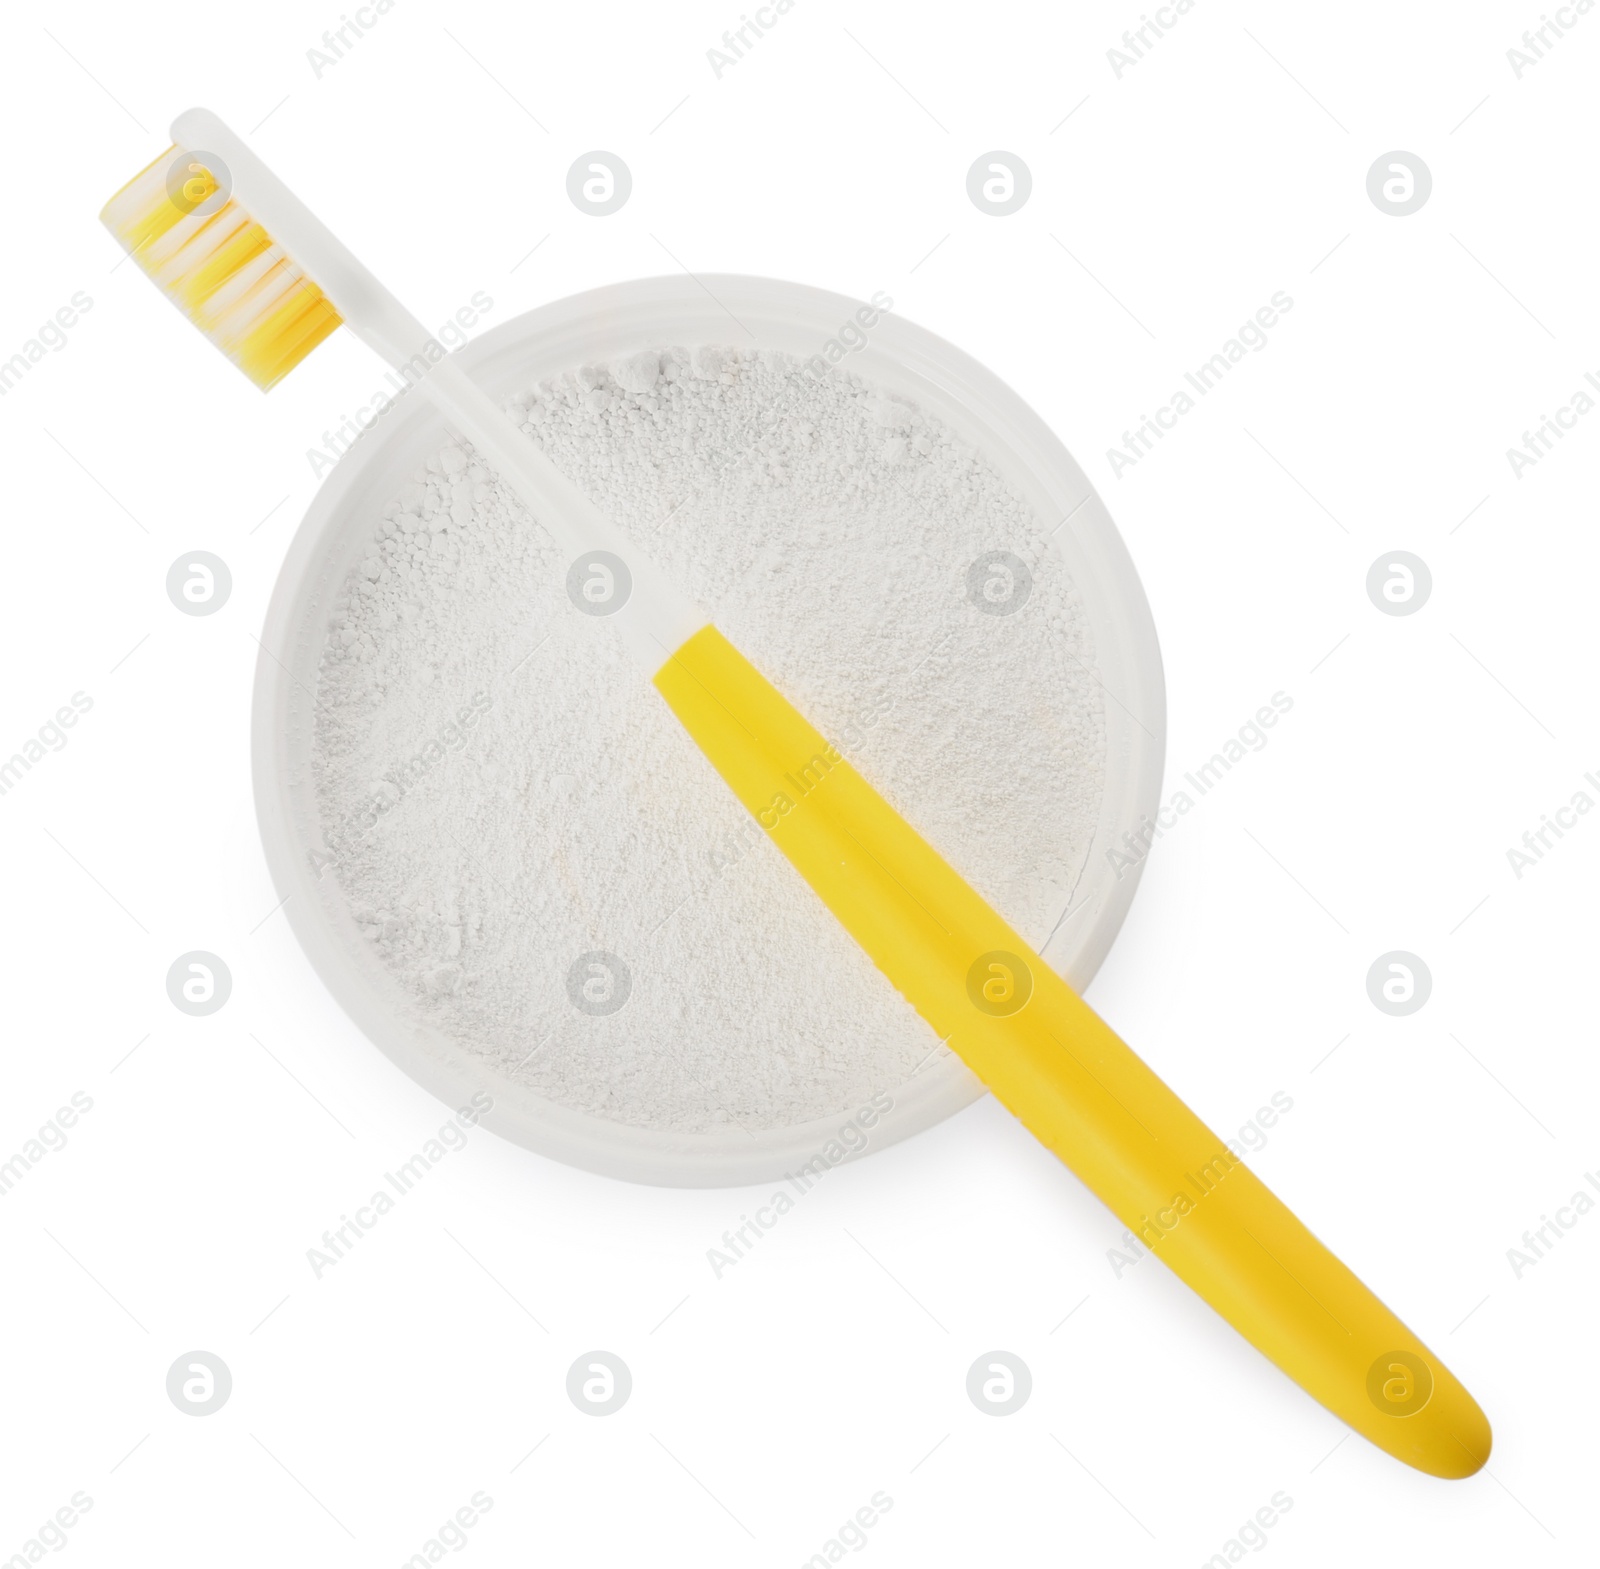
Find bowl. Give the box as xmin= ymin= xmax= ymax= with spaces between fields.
xmin=252 ymin=274 xmax=1166 ymax=1186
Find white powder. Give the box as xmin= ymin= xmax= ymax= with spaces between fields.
xmin=311 ymin=345 xmax=1106 ymax=1133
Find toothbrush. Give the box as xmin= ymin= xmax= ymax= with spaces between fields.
xmin=103 ymin=109 xmax=1491 ymax=1479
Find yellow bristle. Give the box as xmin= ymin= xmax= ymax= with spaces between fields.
xmin=207 ymin=254 xmax=300 ymax=341
xmin=100 ymin=145 xmax=342 ymax=390
xmin=179 ymin=223 xmax=276 ymax=314
xmin=100 ymin=147 xmax=193 ymax=254
xmin=240 ymin=285 xmax=342 ymax=389
xmin=192 ymin=241 xmax=285 ymax=324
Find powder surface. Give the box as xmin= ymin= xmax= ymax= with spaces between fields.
xmin=310 ymin=345 xmax=1106 ymax=1134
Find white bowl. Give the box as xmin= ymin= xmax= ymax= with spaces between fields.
xmin=252 ymin=275 xmax=1166 ymax=1187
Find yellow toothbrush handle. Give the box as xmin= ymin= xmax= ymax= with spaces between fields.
xmin=656 ymin=626 xmax=1490 ymax=1479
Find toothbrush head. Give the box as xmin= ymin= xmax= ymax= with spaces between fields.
xmin=100 ymin=144 xmax=342 ymax=390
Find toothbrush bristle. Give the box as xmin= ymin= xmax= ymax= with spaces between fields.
xmin=100 ymin=146 xmax=342 ymax=390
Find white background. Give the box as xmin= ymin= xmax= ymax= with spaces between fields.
xmin=2 ymin=0 xmax=1595 ymax=1564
